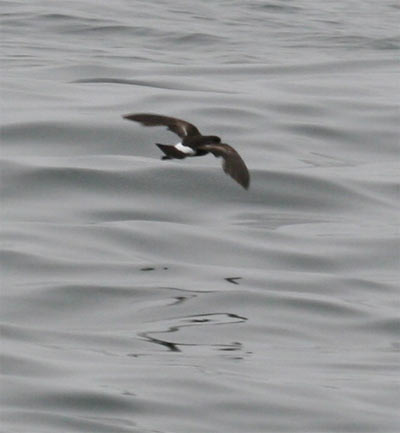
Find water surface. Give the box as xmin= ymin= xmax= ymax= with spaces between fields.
xmin=1 ymin=1 xmax=399 ymax=432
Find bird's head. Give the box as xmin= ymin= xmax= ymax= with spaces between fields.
xmin=209 ymin=136 xmax=221 ymax=143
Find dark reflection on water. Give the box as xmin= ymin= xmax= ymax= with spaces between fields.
xmin=1 ymin=0 xmax=399 ymax=432
xmin=139 ymin=313 xmax=248 ymax=353
xmin=225 ymin=277 xmax=242 ymax=285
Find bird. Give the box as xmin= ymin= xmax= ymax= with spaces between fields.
xmin=123 ymin=113 xmax=250 ymax=189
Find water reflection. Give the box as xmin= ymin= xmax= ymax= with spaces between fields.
xmin=139 ymin=312 xmax=247 ymax=353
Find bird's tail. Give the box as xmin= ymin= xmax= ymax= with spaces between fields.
xmin=156 ymin=144 xmax=186 ymax=159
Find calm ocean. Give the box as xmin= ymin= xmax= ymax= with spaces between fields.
xmin=1 ymin=1 xmax=399 ymax=432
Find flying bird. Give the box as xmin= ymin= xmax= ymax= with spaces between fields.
xmin=123 ymin=113 xmax=250 ymax=189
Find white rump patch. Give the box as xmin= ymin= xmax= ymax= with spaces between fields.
xmin=174 ymin=142 xmax=195 ymax=155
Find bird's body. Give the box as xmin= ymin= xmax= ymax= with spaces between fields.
xmin=174 ymin=142 xmax=196 ymax=156
xmin=123 ymin=113 xmax=250 ymax=189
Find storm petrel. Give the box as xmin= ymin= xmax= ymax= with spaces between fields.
xmin=123 ymin=113 xmax=250 ymax=189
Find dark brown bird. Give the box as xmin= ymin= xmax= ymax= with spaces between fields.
xmin=123 ymin=113 xmax=250 ymax=189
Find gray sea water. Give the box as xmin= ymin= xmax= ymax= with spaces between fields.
xmin=1 ymin=1 xmax=399 ymax=432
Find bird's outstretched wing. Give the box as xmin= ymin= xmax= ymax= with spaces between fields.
xmin=199 ymin=143 xmax=250 ymax=190
xmin=123 ymin=113 xmax=200 ymax=138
